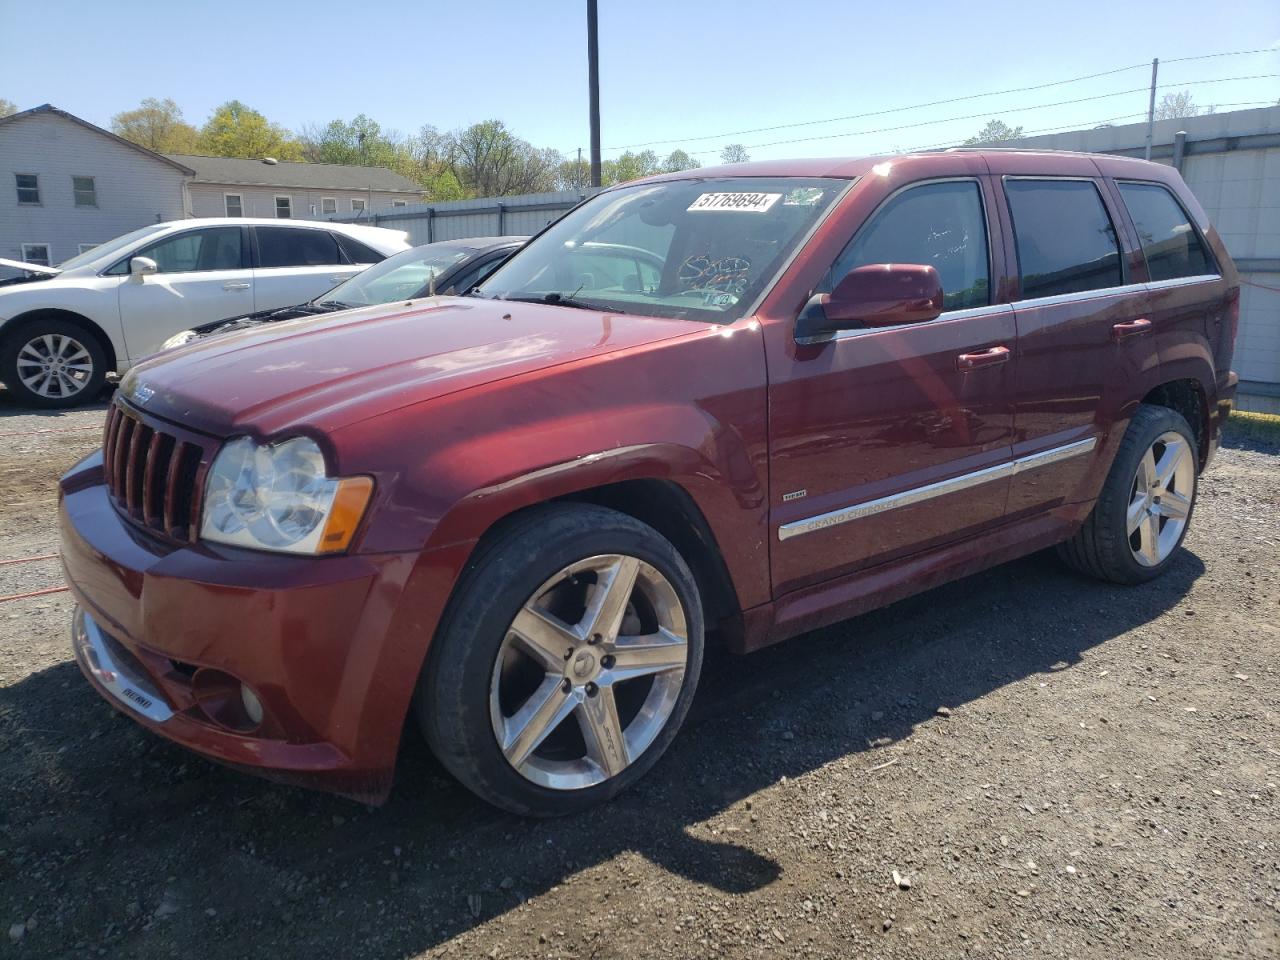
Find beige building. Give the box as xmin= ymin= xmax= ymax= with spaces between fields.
xmin=167 ymin=153 xmax=422 ymax=220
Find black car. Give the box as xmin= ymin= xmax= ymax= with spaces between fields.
xmin=161 ymin=236 xmax=527 ymax=349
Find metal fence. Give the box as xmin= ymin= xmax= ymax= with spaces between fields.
xmin=327 ymin=189 xmax=603 ymax=243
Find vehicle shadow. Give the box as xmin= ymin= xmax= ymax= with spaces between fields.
xmin=0 ymin=546 xmax=1203 ymax=958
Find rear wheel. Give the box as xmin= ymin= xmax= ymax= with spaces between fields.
xmin=417 ymin=504 xmax=704 ymax=816
xmin=1058 ymin=404 xmax=1198 ymax=584
xmin=1 ymin=319 xmax=107 ymax=408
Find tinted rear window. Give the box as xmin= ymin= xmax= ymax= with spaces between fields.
xmin=334 ymin=233 xmax=386 ymax=264
xmin=1006 ymin=179 xmax=1122 ymax=299
xmin=257 ymin=227 xmax=342 ymax=268
xmin=1117 ymin=182 xmax=1214 ymax=282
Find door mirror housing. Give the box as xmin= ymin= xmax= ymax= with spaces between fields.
xmin=796 ymin=263 xmax=944 ymax=341
xmin=129 ymin=256 xmax=158 ymax=278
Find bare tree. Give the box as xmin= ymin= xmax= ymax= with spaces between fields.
xmin=0 ymin=98 xmax=17 ymax=118
xmin=445 ymin=121 xmax=561 ymax=196
xmin=719 ymin=144 xmax=750 ymax=164
xmin=1154 ymin=91 xmax=1212 ymax=121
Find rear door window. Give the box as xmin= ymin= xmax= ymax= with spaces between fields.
xmin=1005 ymin=179 xmax=1122 ymax=299
xmin=822 ymin=179 xmax=990 ymax=311
xmin=1117 ymin=182 xmax=1214 ymax=281
xmin=256 ymin=227 xmax=343 ymax=268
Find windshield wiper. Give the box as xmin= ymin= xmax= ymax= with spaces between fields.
xmin=315 ymin=299 xmax=357 ymax=310
xmin=500 ymin=292 xmax=628 ymax=314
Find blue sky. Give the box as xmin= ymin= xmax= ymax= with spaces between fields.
xmin=2 ymin=0 xmax=1277 ymax=162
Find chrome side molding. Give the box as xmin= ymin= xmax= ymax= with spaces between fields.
xmin=778 ymin=437 xmax=1097 ymax=541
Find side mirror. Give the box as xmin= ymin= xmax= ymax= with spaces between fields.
xmin=796 ymin=264 xmax=943 ymax=341
xmin=129 ymin=256 xmax=158 ymax=278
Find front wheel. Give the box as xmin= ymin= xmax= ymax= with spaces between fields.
xmin=417 ymin=504 xmax=704 ymax=816
xmin=1 ymin=320 xmax=107 ymax=408
xmin=1058 ymin=404 xmax=1198 ymax=584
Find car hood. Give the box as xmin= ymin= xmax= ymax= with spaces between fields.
xmin=124 ymin=296 xmax=701 ymax=437
xmin=0 ymin=257 xmax=60 ymax=276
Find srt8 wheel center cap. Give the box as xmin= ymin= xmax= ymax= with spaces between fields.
xmin=570 ymin=649 xmax=597 ymax=681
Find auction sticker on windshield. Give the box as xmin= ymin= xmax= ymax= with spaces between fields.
xmin=687 ymin=192 xmax=782 ymax=213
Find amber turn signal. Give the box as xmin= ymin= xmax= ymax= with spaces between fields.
xmin=317 ymin=476 xmax=374 ymax=553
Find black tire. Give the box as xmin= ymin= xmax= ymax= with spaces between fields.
xmin=1057 ymin=404 xmax=1198 ymax=584
xmin=417 ymin=503 xmax=705 ymax=816
xmin=1 ymin=318 xmax=108 ymax=409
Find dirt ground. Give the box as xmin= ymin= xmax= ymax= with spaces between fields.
xmin=1 ymin=386 xmax=1277 ymax=960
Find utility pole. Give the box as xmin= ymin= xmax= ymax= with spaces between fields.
xmin=1144 ymin=58 xmax=1159 ymax=161
xmin=587 ymin=0 xmax=601 ymax=187
xmin=577 ymin=147 xmax=584 ymax=189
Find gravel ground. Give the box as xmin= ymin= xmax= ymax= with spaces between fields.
xmin=1 ymin=386 xmax=1277 ymax=959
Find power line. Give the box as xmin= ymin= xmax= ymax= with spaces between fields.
xmin=725 ymin=74 xmax=1275 ymax=154
xmin=604 ymin=47 xmax=1277 ymax=153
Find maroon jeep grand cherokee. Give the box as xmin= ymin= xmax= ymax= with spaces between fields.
xmin=60 ymin=151 xmax=1238 ymax=815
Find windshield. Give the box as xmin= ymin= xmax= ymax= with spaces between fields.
xmin=323 ymin=243 xmax=476 ymax=306
xmin=476 ymin=176 xmax=847 ymax=322
xmin=57 ymin=224 xmax=170 ymax=270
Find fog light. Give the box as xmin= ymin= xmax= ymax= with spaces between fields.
xmin=191 ymin=667 xmax=263 ymax=733
xmin=240 ymin=685 xmax=264 ymax=726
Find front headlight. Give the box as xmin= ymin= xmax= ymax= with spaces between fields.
xmin=200 ymin=436 xmax=373 ymax=555
xmin=161 ymin=329 xmax=199 ymax=351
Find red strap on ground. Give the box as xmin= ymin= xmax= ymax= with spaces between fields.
xmin=1240 ymin=278 xmax=1280 ymax=294
xmin=0 ymin=585 xmax=70 ymax=604
xmin=0 ymin=553 xmax=58 ymax=567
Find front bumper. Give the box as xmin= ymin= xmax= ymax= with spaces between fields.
xmin=59 ymin=451 xmax=426 ymax=803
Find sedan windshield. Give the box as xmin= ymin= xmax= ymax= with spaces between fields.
xmin=322 ymin=243 xmax=475 ymax=306
xmin=477 ymin=176 xmax=847 ymax=322
xmin=58 ymin=224 xmax=170 ymax=271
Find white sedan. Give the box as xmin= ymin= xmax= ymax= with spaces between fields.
xmin=0 ymin=218 xmax=410 ymax=407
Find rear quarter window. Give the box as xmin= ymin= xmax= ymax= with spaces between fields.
xmin=1005 ymin=179 xmax=1123 ymax=299
xmin=1117 ymin=182 xmax=1214 ymax=281
xmin=334 ymin=233 xmax=387 ymax=264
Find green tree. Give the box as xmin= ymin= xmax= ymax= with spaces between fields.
xmin=601 ymin=149 xmax=660 ymax=185
xmin=963 ymin=119 xmax=1024 ymax=145
xmin=444 ymin=120 xmax=560 ymax=196
xmin=299 ymin=114 xmax=404 ymax=168
xmin=110 ymin=97 xmax=199 ymax=153
xmin=719 ymin=143 xmax=750 ymax=164
xmin=0 ymin=98 xmax=17 ymax=118
xmin=661 ymin=149 xmax=699 ymax=173
xmin=197 ymin=100 xmax=303 ymax=161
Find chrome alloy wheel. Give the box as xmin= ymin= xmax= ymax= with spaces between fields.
xmin=1128 ymin=430 xmax=1195 ymax=567
xmin=16 ymin=333 xmax=95 ymax=399
xmin=489 ymin=554 xmax=689 ymax=790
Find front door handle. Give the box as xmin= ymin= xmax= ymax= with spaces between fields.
xmin=956 ymin=345 xmax=1010 ymax=370
xmin=1112 ymin=317 xmax=1152 ymax=340
xmin=223 ymin=281 xmax=251 ymax=291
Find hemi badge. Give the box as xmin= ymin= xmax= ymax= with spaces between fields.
xmin=782 ymin=489 xmax=807 ymax=502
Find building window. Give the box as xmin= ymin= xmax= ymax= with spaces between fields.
xmin=321 ymin=197 xmax=337 ymax=215
xmin=72 ymin=176 xmax=97 ymax=207
xmin=21 ymin=243 xmax=52 ymax=266
xmin=392 ymin=200 xmax=408 ymax=208
xmin=16 ymin=174 xmax=39 ymax=205
xmin=351 ymin=198 xmax=366 ymax=213
xmin=275 ymin=195 xmax=292 ymax=219
xmin=78 ymin=243 xmax=99 ymax=254
xmin=225 ymin=194 xmax=243 ymax=217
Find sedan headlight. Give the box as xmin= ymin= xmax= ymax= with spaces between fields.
xmin=200 ymin=436 xmax=373 ymax=555
xmin=161 ymin=329 xmax=198 ymax=351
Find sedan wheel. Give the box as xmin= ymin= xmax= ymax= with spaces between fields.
xmin=490 ymin=554 xmax=689 ymax=790
xmin=1127 ymin=431 xmax=1195 ymax=567
xmin=17 ymin=332 xmax=95 ymax=400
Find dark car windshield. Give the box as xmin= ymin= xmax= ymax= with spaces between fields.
xmin=322 ymin=243 xmax=476 ymax=306
xmin=477 ymin=177 xmax=848 ymax=322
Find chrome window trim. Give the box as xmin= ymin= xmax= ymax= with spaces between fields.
xmin=1146 ymin=274 xmax=1222 ymax=291
xmin=777 ymin=437 xmax=1097 ymax=541
xmin=799 ymin=302 xmax=1014 ymax=344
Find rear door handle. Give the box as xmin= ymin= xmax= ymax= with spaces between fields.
xmin=223 ymin=281 xmax=251 ymax=291
xmin=1112 ymin=318 xmax=1152 ymax=340
xmin=956 ymin=345 xmax=1010 ymax=370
